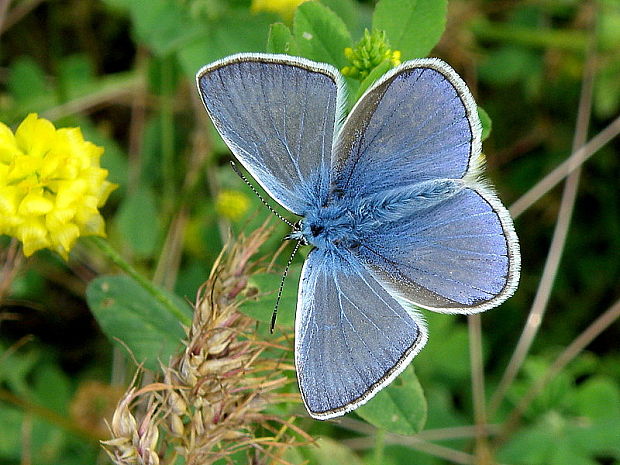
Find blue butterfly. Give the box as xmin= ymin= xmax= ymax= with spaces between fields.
xmin=196 ymin=54 xmax=520 ymax=420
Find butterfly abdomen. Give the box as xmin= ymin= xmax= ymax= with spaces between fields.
xmin=352 ymin=178 xmax=464 ymax=227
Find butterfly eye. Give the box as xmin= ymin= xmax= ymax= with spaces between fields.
xmin=310 ymin=225 xmax=324 ymax=237
xmin=332 ymin=188 xmax=345 ymax=199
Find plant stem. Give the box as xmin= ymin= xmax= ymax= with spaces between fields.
xmin=492 ymin=14 xmax=598 ymax=416
xmin=0 ymin=0 xmax=11 ymax=33
xmin=0 ymin=388 xmax=101 ymax=442
xmin=160 ymin=54 xmax=176 ymax=218
xmin=88 ymin=236 xmax=191 ymax=325
xmin=471 ymin=20 xmax=588 ymax=52
xmin=374 ymin=428 xmax=385 ymax=465
xmin=498 ymin=297 xmax=620 ymax=443
xmin=468 ymin=314 xmax=492 ymax=461
xmin=508 ymin=114 xmax=620 ymax=218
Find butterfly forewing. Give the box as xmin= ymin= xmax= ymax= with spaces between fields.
xmin=196 ymin=53 xmax=344 ymax=215
xmin=332 ymin=59 xmax=481 ymax=199
xmin=295 ymin=248 xmax=427 ymax=419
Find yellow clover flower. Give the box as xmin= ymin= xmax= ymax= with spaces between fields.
xmin=215 ymin=189 xmax=250 ymax=222
xmin=0 ymin=114 xmax=117 ymax=259
xmin=250 ymin=0 xmax=308 ymax=22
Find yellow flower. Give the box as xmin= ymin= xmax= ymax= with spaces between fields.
xmin=250 ymin=0 xmax=308 ymax=22
xmin=215 ymin=189 xmax=250 ymax=222
xmin=341 ymin=29 xmax=402 ymax=80
xmin=0 ymin=114 xmax=117 ymax=259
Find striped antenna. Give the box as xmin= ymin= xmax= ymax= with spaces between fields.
xmin=230 ymin=161 xmax=294 ymax=227
xmin=229 ymin=160 xmax=303 ymax=332
xmin=271 ymin=239 xmax=302 ymax=333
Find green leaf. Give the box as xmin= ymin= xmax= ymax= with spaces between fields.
xmin=86 ymin=275 xmax=188 ymax=370
xmin=0 ymin=348 xmax=95 ymax=463
xmin=594 ymin=59 xmax=620 ymax=118
xmin=0 ymin=342 xmax=40 ymax=396
xmin=354 ymin=59 xmax=392 ymax=102
xmin=373 ymin=0 xmax=447 ymax=60
xmin=294 ymin=1 xmax=352 ymax=69
xmin=128 ymin=0 xmax=203 ymax=56
xmin=239 ymin=265 xmax=302 ymax=328
xmin=32 ymin=364 xmax=71 ymax=415
xmin=8 ymin=269 xmax=45 ymax=300
xmin=114 ymin=184 xmax=160 ymax=258
xmin=478 ymin=46 xmax=541 ymax=86
xmin=58 ymin=55 xmax=95 ymax=99
xmin=295 ymin=437 xmax=365 ymax=465
xmin=414 ymin=313 xmax=471 ymax=385
xmin=267 ymin=23 xmax=299 ymax=55
xmin=478 ymin=106 xmax=492 ymax=141
xmin=355 ymin=364 xmax=427 ymax=434
xmin=148 ymin=55 xmax=183 ymax=96
xmin=100 ymin=0 xmax=131 ymax=9
xmin=497 ymin=413 xmax=560 ymax=465
xmin=498 ymin=408 xmax=620 ymax=465
xmin=510 ymin=358 xmax=572 ymax=415
xmin=0 ymin=405 xmax=23 ymax=459
xmin=471 ymin=20 xmax=588 ymax=52
xmin=0 ymin=404 xmax=72 ymax=463
xmin=177 ymin=11 xmax=275 ymax=77
xmin=319 ymin=0 xmax=360 ymax=35
xmin=574 ymin=377 xmax=620 ymax=420
xmin=8 ymin=57 xmax=49 ymax=105
xmin=598 ymin=0 xmax=620 ymax=52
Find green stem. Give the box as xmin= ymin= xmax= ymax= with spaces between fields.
xmin=160 ymin=55 xmax=176 ymax=217
xmin=472 ymin=20 xmax=588 ymax=52
xmin=88 ymin=236 xmax=191 ymax=325
xmin=0 ymin=388 xmax=100 ymax=443
xmin=374 ymin=428 xmax=385 ymax=465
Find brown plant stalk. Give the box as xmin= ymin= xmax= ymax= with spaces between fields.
xmin=102 ymin=223 xmax=310 ymax=465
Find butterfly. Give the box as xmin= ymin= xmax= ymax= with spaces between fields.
xmin=196 ymin=53 xmax=520 ymax=420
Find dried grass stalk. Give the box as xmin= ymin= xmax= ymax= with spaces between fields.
xmin=102 ymin=223 xmax=309 ymax=465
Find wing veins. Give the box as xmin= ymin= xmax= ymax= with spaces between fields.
xmin=405 ymin=242 xmax=505 ymax=258
xmin=341 ymin=76 xmax=419 ymax=192
xmin=360 ymin=243 xmax=497 ymax=297
xmin=333 ymin=272 xmax=372 ymax=390
xmin=257 ymin=67 xmax=303 ymax=182
xmin=400 ymin=119 xmax=469 ymax=158
xmin=320 ymin=98 xmax=331 ymax=180
xmin=412 ymin=232 xmax=503 ymax=240
xmin=397 ymin=210 xmax=495 ymax=235
xmin=296 ymin=73 xmax=309 ymax=161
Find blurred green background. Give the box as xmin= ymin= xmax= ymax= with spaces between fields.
xmin=0 ymin=0 xmax=619 ymax=464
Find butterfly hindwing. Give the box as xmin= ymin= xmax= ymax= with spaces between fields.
xmin=352 ymin=182 xmax=520 ymax=313
xmin=295 ymin=248 xmax=427 ymax=419
xmin=196 ymin=53 xmax=345 ymax=215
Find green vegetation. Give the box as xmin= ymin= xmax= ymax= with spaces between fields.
xmin=0 ymin=0 xmax=619 ymax=464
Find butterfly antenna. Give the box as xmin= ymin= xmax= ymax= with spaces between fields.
xmin=271 ymin=239 xmax=301 ymax=333
xmin=230 ymin=161 xmax=294 ymax=227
